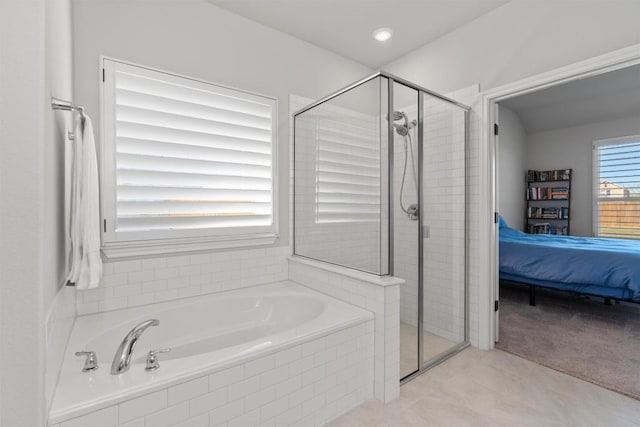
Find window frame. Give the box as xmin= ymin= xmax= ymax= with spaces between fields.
xmin=592 ymin=134 xmax=640 ymax=238
xmin=100 ymin=57 xmax=278 ymax=258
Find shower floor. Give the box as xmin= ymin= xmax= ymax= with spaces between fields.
xmin=400 ymin=321 xmax=457 ymax=378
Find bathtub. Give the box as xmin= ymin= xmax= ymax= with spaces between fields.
xmin=49 ymin=280 xmax=374 ymax=425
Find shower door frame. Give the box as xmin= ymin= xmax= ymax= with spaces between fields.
xmin=293 ymin=71 xmax=471 ymax=383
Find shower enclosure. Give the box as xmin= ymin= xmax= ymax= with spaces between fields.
xmin=293 ymin=72 xmax=469 ymax=381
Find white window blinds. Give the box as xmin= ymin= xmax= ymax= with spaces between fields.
xmin=101 ymin=59 xmax=277 ymax=251
xmin=593 ymin=136 xmax=640 ymax=239
xmin=315 ymin=120 xmax=381 ymax=223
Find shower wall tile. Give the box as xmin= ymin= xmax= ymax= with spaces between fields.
xmin=77 ymin=246 xmax=289 ymax=315
xmin=394 ymin=85 xmax=481 ymax=349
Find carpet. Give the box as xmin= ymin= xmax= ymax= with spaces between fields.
xmin=496 ymin=282 xmax=640 ymax=400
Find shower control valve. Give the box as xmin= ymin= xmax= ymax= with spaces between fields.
xmin=145 ymin=348 xmax=171 ymax=372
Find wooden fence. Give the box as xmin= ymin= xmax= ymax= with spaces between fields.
xmin=599 ymin=200 xmax=640 ymax=228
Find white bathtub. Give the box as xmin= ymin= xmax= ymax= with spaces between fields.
xmin=49 ymin=281 xmax=373 ymax=424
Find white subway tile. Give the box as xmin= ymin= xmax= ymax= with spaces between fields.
xmin=167 ymin=255 xmax=190 ymax=268
xmin=99 ymin=297 xmax=128 ymax=312
xmin=118 ymin=418 xmax=144 ymax=427
xmin=145 ymin=401 xmax=189 ymax=427
xmin=61 ymin=405 xmax=117 ymax=427
xmin=113 ymin=284 xmax=142 ymax=298
xmin=288 ymin=355 xmax=313 ymax=377
xmin=210 ymin=365 xmax=244 ymax=391
xmin=174 ymin=413 xmax=209 ymax=427
xmin=115 ymin=260 xmax=142 ymax=274
xmin=228 ymin=375 xmax=260 ymax=401
xmin=260 ymin=365 xmax=288 ymax=388
xmin=302 ymin=393 xmax=325 ymax=417
xmin=258 ymin=418 xmax=276 ymax=427
xmin=244 ymin=355 xmax=275 ymax=378
xmin=275 ymin=346 xmax=301 ymax=367
xmin=288 ymin=384 xmax=314 ymax=408
xmin=301 ymin=365 xmax=325 ymax=386
xmin=118 ymin=390 xmax=166 ymax=423
xmin=189 ymin=387 xmax=228 ymax=416
xmin=275 ymin=405 xmax=302 ymax=426
xmin=259 ymin=395 xmax=289 ymax=422
xmin=275 ymin=374 xmax=301 ymax=399
xmin=244 ymin=386 xmax=275 ymax=411
xmin=142 ymin=257 xmax=166 ymax=271
xmin=154 ymin=289 xmax=179 ymax=303
xmin=128 ymin=270 xmax=154 ymax=283
xmin=228 ymin=409 xmax=261 ymax=427
xmin=127 ymin=293 xmax=154 ymax=307
xmin=209 ymin=399 xmax=244 ymax=426
xmin=301 ymin=337 xmax=325 ymax=357
xmin=168 ymin=377 xmax=209 ymax=406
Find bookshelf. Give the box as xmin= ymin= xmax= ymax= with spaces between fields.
xmin=525 ymin=169 xmax=572 ymax=235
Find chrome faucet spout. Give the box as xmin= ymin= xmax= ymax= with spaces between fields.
xmin=111 ymin=319 xmax=159 ymax=375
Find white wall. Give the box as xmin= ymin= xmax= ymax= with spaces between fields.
xmin=1 ymin=1 xmax=76 ymax=424
xmin=72 ymin=0 xmax=372 ymax=313
xmin=383 ymin=0 xmax=640 ymax=95
xmin=73 ymin=0 xmax=371 ymax=247
xmin=498 ymin=106 xmax=527 ymax=230
xmin=44 ymin=0 xmax=78 ymax=414
xmin=1 ymin=1 xmax=47 ymax=425
xmin=526 ymin=114 xmax=640 ymax=236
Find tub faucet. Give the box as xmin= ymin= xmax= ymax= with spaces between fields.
xmin=111 ymin=319 xmax=159 ymax=375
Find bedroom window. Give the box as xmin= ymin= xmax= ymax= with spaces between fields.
xmin=100 ymin=58 xmax=278 ymax=258
xmin=593 ymin=135 xmax=640 ymax=239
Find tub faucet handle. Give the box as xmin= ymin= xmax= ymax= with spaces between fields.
xmin=75 ymin=351 xmax=99 ymax=372
xmin=145 ymin=348 xmax=171 ymax=372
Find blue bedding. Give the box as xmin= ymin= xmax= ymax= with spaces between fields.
xmin=499 ymin=217 xmax=640 ymax=302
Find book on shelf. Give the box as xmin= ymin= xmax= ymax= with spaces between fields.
xmin=527 ymin=187 xmax=570 ymax=201
xmin=527 ymin=169 xmax=571 ymax=182
xmin=527 ymin=206 xmax=569 ymax=220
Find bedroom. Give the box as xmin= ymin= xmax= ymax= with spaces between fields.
xmin=495 ymin=63 xmax=640 ymax=399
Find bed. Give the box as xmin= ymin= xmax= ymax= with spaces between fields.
xmin=498 ymin=216 xmax=640 ymax=305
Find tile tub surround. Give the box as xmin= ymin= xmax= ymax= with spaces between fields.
xmin=49 ymin=320 xmax=374 ymax=427
xmin=78 ymin=246 xmax=289 ymax=315
xmin=288 ymin=256 xmax=402 ymax=403
xmin=49 ymin=282 xmax=373 ymax=426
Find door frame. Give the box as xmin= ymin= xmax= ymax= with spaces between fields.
xmin=477 ymin=42 xmax=640 ymax=350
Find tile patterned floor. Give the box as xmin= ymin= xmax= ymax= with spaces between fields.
xmin=329 ymin=348 xmax=640 ymax=426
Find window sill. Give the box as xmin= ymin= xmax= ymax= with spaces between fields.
xmin=101 ymin=233 xmax=279 ymax=259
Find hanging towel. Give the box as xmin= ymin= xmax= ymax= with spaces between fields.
xmin=65 ymin=116 xmax=84 ymax=286
xmin=65 ymin=114 xmax=102 ymax=290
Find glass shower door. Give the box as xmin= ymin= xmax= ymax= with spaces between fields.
xmin=420 ymin=92 xmax=467 ymax=366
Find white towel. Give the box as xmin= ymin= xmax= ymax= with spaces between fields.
xmin=65 ymin=116 xmax=84 ymax=285
xmin=65 ymin=114 xmax=102 ymax=290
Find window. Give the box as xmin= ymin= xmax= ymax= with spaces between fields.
xmin=593 ymin=135 xmax=640 ymax=239
xmin=315 ymin=118 xmax=381 ymax=223
xmin=101 ymin=58 xmax=277 ymax=257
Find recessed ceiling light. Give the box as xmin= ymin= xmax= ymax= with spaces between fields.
xmin=373 ymin=28 xmax=393 ymax=42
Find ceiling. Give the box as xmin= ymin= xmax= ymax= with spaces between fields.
xmin=206 ymin=0 xmax=510 ymax=68
xmin=500 ymin=64 xmax=640 ymax=134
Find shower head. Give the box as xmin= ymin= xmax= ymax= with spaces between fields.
xmin=392 ymin=111 xmax=408 ymax=125
xmin=391 ymin=110 xmax=411 ymax=136
xmin=392 ymin=111 xmax=406 ymax=122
